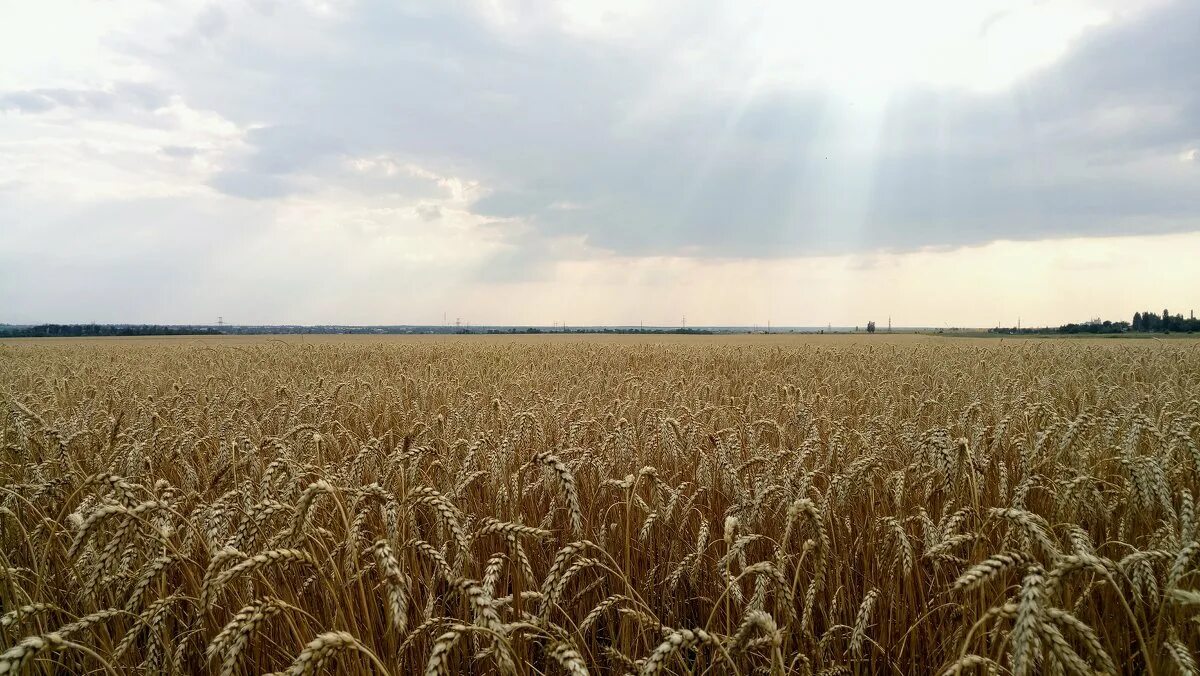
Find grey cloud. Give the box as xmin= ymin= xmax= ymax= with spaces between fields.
xmin=160 ymin=145 xmax=201 ymax=158
xmin=0 ymin=91 xmax=57 ymax=113
xmin=211 ymin=125 xmax=462 ymax=200
xmin=0 ymin=82 xmax=169 ymax=114
xmin=240 ymin=125 xmax=343 ymax=175
xmin=138 ymin=0 xmax=1199 ymax=258
xmin=416 ymin=204 xmax=442 ymax=221
xmin=473 ymin=1 xmax=1200 ymax=257
xmin=208 ymin=170 xmax=294 ymax=200
xmin=193 ymin=5 xmax=230 ymax=40
xmin=112 ymin=81 xmax=171 ymax=110
xmin=0 ymin=88 xmax=114 ymax=113
xmin=206 ymin=125 xmax=339 ymax=198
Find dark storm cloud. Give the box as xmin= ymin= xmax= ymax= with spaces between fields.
xmin=145 ymin=0 xmax=1198 ymax=257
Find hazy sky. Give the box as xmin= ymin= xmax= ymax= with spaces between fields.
xmin=2 ymin=0 xmax=1198 ymax=327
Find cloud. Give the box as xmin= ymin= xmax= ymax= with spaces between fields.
xmin=416 ymin=204 xmax=442 ymax=221
xmin=192 ymin=5 xmax=229 ymax=40
xmin=208 ymin=170 xmax=294 ymax=200
xmin=160 ymin=144 xmax=201 ymax=159
xmin=0 ymin=91 xmax=57 ymax=113
xmin=0 ymin=82 xmax=169 ymax=114
xmin=102 ymin=0 xmax=1196 ymax=260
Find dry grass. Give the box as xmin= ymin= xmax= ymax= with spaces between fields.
xmin=1 ymin=334 xmax=1198 ymax=675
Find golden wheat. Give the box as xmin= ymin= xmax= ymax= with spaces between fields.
xmin=1 ymin=334 xmax=1197 ymax=674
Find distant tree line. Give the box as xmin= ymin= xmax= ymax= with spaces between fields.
xmin=988 ymin=308 xmax=1198 ymax=335
xmin=484 ymin=327 xmax=714 ymax=335
xmin=1057 ymin=320 xmax=1132 ymax=334
xmin=1131 ymin=309 xmax=1199 ymax=332
xmin=0 ymin=323 xmax=718 ymax=338
xmin=0 ymin=324 xmax=224 ymax=338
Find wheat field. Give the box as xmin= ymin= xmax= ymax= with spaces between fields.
xmin=1 ymin=334 xmax=1197 ymax=675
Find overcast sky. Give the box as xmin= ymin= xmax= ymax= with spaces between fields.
xmin=2 ymin=0 xmax=1198 ymax=327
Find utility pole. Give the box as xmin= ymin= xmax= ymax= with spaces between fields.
xmin=217 ymin=316 xmax=223 ymax=329
xmin=888 ymin=316 xmax=892 ymax=333
xmin=682 ymin=315 xmax=686 ymax=329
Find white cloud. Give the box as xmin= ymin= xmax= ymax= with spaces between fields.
xmin=518 ymin=0 xmax=1126 ymax=94
xmin=0 ymin=92 xmax=245 ymax=201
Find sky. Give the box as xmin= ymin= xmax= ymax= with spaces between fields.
xmin=1 ymin=0 xmax=1197 ymax=327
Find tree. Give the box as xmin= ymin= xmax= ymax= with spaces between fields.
xmin=1144 ymin=309 xmax=1161 ymax=331
xmin=1133 ymin=312 xmax=1142 ymax=331
xmin=867 ymin=321 xmax=876 ymax=334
